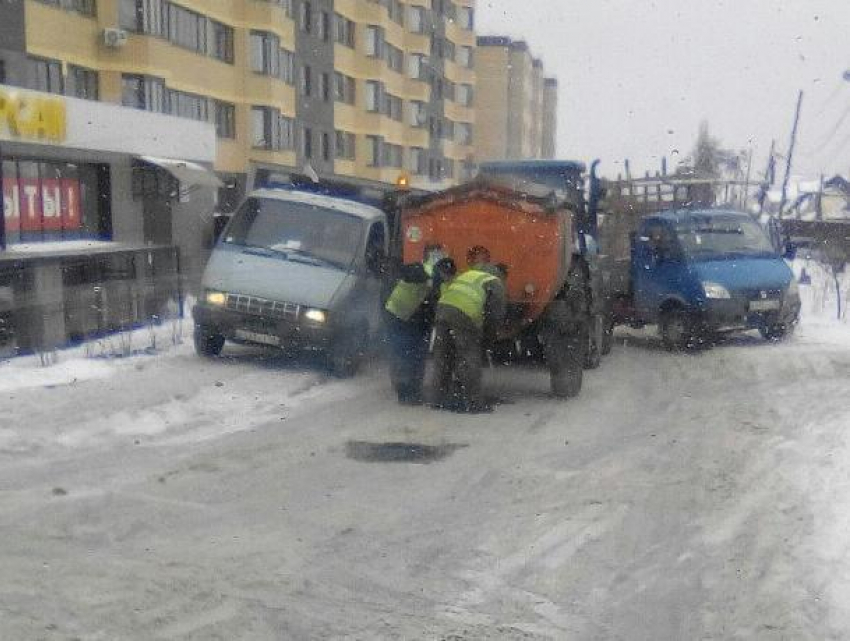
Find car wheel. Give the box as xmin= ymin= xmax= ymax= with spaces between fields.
xmin=194 ymin=324 xmax=225 ymax=357
xmin=329 ymin=326 xmax=368 ymax=378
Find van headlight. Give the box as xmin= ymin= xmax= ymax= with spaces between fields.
xmin=205 ymin=290 xmax=227 ymax=306
xmin=303 ymin=308 xmax=328 ymax=323
xmin=702 ymin=282 xmax=731 ymax=299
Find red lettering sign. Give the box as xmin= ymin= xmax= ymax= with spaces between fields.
xmin=3 ymin=177 xmax=82 ymax=233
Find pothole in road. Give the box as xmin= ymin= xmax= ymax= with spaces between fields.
xmin=345 ymin=441 xmax=467 ymax=464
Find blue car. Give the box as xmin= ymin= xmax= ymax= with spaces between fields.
xmin=628 ymin=209 xmax=801 ymax=348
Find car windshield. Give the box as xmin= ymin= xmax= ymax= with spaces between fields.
xmin=676 ymin=216 xmax=777 ymax=258
xmin=223 ymin=197 xmax=364 ymax=270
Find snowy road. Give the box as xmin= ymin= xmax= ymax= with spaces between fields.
xmin=2 ymin=318 xmax=850 ymax=639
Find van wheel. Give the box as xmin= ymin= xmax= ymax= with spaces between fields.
xmin=660 ymin=308 xmax=696 ymax=351
xmin=194 ymin=324 xmax=224 ymax=357
xmin=329 ymin=326 xmax=368 ymax=378
xmin=601 ymin=312 xmax=615 ymax=356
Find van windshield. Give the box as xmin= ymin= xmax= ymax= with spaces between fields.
xmin=223 ymin=197 xmax=364 ymax=270
xmin=675 ymin=215 xmax=777 ymax=259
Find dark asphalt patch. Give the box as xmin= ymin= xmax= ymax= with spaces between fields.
xmin=345 ymin=441 xmax=467 ymax=464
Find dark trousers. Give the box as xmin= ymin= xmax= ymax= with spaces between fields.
xmin=385 ymin=313 xmax=429 ymax=402
xmin=431 ymin=317 xmax=484 ymax=410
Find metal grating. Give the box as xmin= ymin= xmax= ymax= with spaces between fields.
xmin=226 ymin=293 xmax=300 ymax=320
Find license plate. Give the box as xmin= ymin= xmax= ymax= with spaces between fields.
xmin=234 ymin=329 xmax=280 ymax=346
xmin=749 ymin=299 xmax=780 ymax=312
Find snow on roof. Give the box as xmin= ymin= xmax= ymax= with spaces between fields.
xmin=250 ymin=188 xmax=385 ymax=221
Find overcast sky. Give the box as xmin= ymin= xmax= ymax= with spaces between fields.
xmin=476 ymin=0 xmax=849 ymax=180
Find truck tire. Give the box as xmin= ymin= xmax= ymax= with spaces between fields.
xmin=194 ymin=324 xmax=225 ymax=357
xmin=584 ymin=313 xmax=604 ymax=369
xmin=544 ymin=264 xmax=590 ymax=398
xmin=660 ymin=307 xmax=697 ymax=351
xmin=328 ymin=325 xmax=368 ymax=378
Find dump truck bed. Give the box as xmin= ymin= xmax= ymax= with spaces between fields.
xmin=400 ymin=179 xmax=574 ymax=330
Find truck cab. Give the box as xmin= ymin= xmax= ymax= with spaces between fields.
xmin=192 ymin=189 xmax=388 ymax=376
xmin=630 ymin=209 xmax=801 ymax=348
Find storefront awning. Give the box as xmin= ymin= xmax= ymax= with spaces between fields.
xmin=138 ymin=155 xmax=223 ymax=188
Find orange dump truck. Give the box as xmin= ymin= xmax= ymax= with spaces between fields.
xmin=395 ymin=177 xmax=603 ymax=398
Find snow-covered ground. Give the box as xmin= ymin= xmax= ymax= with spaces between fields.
xmin=1 ymin=264 xmax=849 ymax=639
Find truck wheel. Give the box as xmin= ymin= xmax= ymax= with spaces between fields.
xmin=660 ymin=308 xmax=696 ymax=351
xmin=584 ymin=313 xmax=603 ymax=369
xmin=194 ymin=324 xmax=224 ymax=357
xmin=547 ymin=329 xmax=585 ymax=398
xmin=601 ymin=313 xmax=615 ymax=356
xmin=329 ymin=326 xmax=368 ymax=378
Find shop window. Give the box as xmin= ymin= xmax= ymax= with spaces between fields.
xmin=2 ymin=159 xmax=107 ymax=244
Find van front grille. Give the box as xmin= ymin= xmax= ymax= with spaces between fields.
xmin=226 ymin=294 xmax=300 ymax=320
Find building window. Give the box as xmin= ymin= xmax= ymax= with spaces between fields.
xmin=120 ymin=0 xmax=165 ymax=36
xmin=335 ymin=131 xmax=356 ymax=160
xmin=409 ymin=147 xmax=426 ymax=175
xmin=214 ymin=101 xmax=236 ymax=139
xmin=409 ymin=101 xmax=427 ymax=128
xmin=320 ymin=73 xmax=331 ymax=102
xmin=408 ymin=54 xmax=427 ymax=81
xmin=279 ymin=49 xmax=295 ymax=84
xmin=303 ymin=127 xmax=313 ymax=159
xmin=457 ymin=46 xmax=474 ymax=69
xmin=364 ymin=25 xmax=384 ymax=58
xmin=408 ymin=6 xmax=426 ymax=33
xmin=34 ymin=0 xmax=96 ymax=17
xmin=458 ymin=6 xmax=474 ymax=30
xmin=457 ymin=83 xmax=473 ymax=107
xmin=383 ymin=93 xmax=403 ymax=122
xmin=2 ymin=159 xmax=106 ymax=245
xmin=29 ymin=57 xmax=64 ymax=95
xmin=67 ymin=65 xmax=99 ymax=101
xmin=334 ymin=14 xmax=355 ymax=48
xmin=122 ymin=74 xmax=168 ymax=113
xmin=168 ymin=88 xmax=209 ymax=121
xmin=382 ymin=143 xmax=403 ymax=169
xmin=251 ymin=31 xmax=293 ymax=83
xmin=301 ymin=1 xmax=312 ymax=33
xmin=251 ymin=106 xmax=294 ymax=150
xmin=366 ymin=135 xmax=382 ymax=167
xmin=385 ymin=43 xmax=404 ymax=74
xmin=210 ymin=20 xmax=235 ymax=64
xmin=457 ymin=122 xmax=473 ymax=145
xmin=334 ymin=73 xmax=356 ymax=105
xmin=387 ymin=0 xmax=404 ymax=25
xmin=166 ymin=3 xmax=207 ymax=53
xmin=318 ymin=11 xmax=331 ymax=41
xmin=365 ymin=80 xmax=383 ymax=112
xmin=321 ymin=132 xmax=331 ymax=162
xmin=301 ymin=65 xmax=312 ymax=97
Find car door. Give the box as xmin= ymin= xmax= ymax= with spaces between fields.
xmin=632 ymin=221 xmax=685 ymax=322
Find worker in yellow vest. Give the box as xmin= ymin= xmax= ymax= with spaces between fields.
xmin=431 ymin=248 xmax=507 ymax=413
xmin=384 ymin=256 xmax=456 ymax=404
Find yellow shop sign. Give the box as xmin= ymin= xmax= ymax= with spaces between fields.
xmin=0 ymin=87 xmax=67 ymax=143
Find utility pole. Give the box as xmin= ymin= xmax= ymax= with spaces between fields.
xmin=778 ymin=90 xmax=804 ymax=218
xmin=758 ymin=139 xmax=776 ymax=215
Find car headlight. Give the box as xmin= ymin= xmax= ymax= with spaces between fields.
xmin=702 ymin=282 xmax=731 ymax=299
xmin=206 ymin=290 xmax=227 ymax=306
xmin=303 ymin=308 xmax=328 ymax=323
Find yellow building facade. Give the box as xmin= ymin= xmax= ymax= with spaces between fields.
xmin=1 ymin=0 xmax=477 ymax=204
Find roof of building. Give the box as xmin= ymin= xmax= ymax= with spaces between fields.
xmin=249 ymin=188 xmax=386 ymax=221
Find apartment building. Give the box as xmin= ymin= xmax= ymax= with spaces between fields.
xmin=474 ymin=36 xmax=558 ymax=163
xmin=0 ymin=0 xmax=477 ymax=209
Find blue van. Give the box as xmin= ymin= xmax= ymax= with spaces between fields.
xmin=625 ymin=209 xmax=800 ymax=348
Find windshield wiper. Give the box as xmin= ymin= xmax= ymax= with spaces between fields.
xmin=284 ymin=247 xmax=345 ymax=270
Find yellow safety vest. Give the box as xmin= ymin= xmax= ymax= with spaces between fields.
xmin=439 ymin=269 xmax=498 ymax=328
xmin=385 ymin=279 xmax=429 ymax=321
